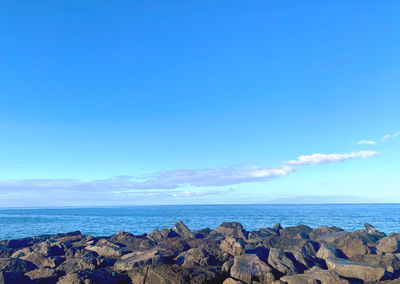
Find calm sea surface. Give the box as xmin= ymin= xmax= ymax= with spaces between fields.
xmin=1 ymin=204 xmax=399 ymax=240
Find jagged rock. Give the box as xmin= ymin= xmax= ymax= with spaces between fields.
xmin=248 ymin=228 xmax=278 ymax=240
xmin=230 ymin=254 xmax=275 ymax=283
xmin=279 ymin=225 xmax=313 ymax=239
xmin=309 ymin=226 xmax=344 ymax=241
xmin=56 ymin=269 xmax=115 ymax=284
xmin=175 ymin=248 xmax=216 ymax=267
xmin=263 ymin=237 xmax=319 ymax=259
xmin=352 ymin=253 xmax=400 ymax=278
xmin=21 ymin=252 xmax=64 ymax=268
xmin=0 ymin=258 xmax=36 ymax=273
xmin=193 ymin=228 xmax=211 ymax=238
xmin=222 ymin=259 xmax=234 ymax=273
xmin=280 ymin=269 xmax=349 ymax=284
xmin=223 ymin=278 xmax=244 ymax=284
xmin=85 ymin=245 xmax=122 ymax=258
xmin=148 ymin=228 xmax=176 ymax=243
xmin=319 ymin=232 xmax=370 ymax=258
xmin=326 ymin=257 xmax=387 ymax=282
xmin=267 ymin=248 xmax=300 ymax=276
xmin=0 ymin=271 xmax=32 ymax=284
xmin=220 ymin=236 xmax=245 ymax=256
xmin=109 ymin=231 xmax=156 ymax=251
xmin=174 ymin=221 xmax=195 ymax=239
xmin=364 ymin=223 xmax=386 ymax=238
xmin=0 ymin=246 xmax=12 ymax=258
xmin=316 ymin=243 xmax=340 ymax=259
xmin=273 ymin=223 xmax=282 ymax=233
xmin=128 ymin=265 xmax=190 ymax=284
xmin=94 ymin=239 xmax=120 ymax=248
xmin=32 ymin=241 xmax=65 ymax=257
xmin=25 ymin=267 xmax=60 ymax=281
xmin=214 ymin=222 xmax=248 ymax=240
xmin=114 ymin=249 xmax=164 ymax=271
xmin=377 ymin=234 xmax=400 ymax=254
xmin=56 ymin=258 xmax=97 ymax=274
xmin=157 ymin=237 xmax=189 ymax=257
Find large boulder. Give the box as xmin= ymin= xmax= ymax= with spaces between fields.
xmin=109 ymin=231 xmax=156 ymax=251
xmin=173 ymin=221 xmax=195 ymax=239
xmin=230 ymin=254 xmax=274 ymax=283
xmin=114 ymin=249 xmax=164 ymax=272
xmin=214 ymin=222 xmax=248 ymax=240
xmin=21 ymin=252 xmax=64 ymax=268
xmin=352 ymin=253 xmax=400 ymax=278
xmin=56 ymin=269 xmax=115 ymax=284
xmin=377 ymin=234 xmax=400 ymax=254
xmin=267 ymin=248 xmax=300 ymax=276
xmin=279 ymin=225 xmax=313 ymax=239
xmin=0 ymin=258 xmax=36 ymax=273
xmin=280 ymin=269 xmax=349 ymax=284
xmin=319 ymin=231 xmax=370 ymax=259
xmin=326 ymin=257 xmax=388 ymax=282
xmin=220 ymin=236 xmax=245 ymax=256
xmin=175 ymin=248 xmax=216 ymax=267
xmin=316 ymin=243 xmax=340 ymax=259
xmin=85 ymin=245 xmax=122 ymax=258
xmin=0 ymin=271 xmax=32 ymax=284
xmin=56 ymin=258 xmax=97 ymax=274
xmin=128 ymin=265 xmax=189 ymax=284
xmin=25 ymin=267 xmax=60 ymax=282
xmin=309 ymin=226 xmax=344 ymax=241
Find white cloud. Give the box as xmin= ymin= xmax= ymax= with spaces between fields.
xmin=358 ymin=140 xmax=377 ymax=145
xmin=285 ymin=150 xmax=378 ymax=166
xmin=381 ymin=132 xmax=400 ymax=142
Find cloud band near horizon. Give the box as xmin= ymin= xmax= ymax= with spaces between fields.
xmin=0 ymin=150 xmax=378 ymax=194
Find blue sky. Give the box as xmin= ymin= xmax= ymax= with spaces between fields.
xmin=0 ymin=1 xmax=399 ymax=206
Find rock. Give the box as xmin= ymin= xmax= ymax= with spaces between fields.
xmin=320 ymin=232 xmax=370 ymax=258
xmin=128 ymin=265 xmax=190 ymax=284
xmin=94 ymin=239 xmax=120 ymax=248
xmin=279 ymin=225 xmax=313 ymax=239
xmin=248 ymin=228 xmax=278 ymax=240
xmin=267 ymin=248 xmax=300 ymax=276
xmin=109 ymin=231 xmax=156 ymax=251
xmin=114 ymin=249 xmax=164 ymax=271
xmin=316 ymin=243 xmax=340 ymax=259
xmin=147 ymin=228 xmax=164 ymax=243
xmin=85 ymin=245 xmax=122 ymax=258
xmin=22 ymin=252 xmax=63 ymax=268
xmin=220 ymin=236 xmax=245 ymax=256
xmin=175 ymin=248 xmax=216 ymax=267
xmin=351 ymin=253 xmax=400 ymax=278
xmin=326 ymin=257 xmax=387 ymax=282
xmin=193 ymin=228 xmax=211 ymax=239
xmin=223 ymin=278 xmax=244 ymax=284
xmin=0 ymin=271 xmax=32 ymax=284
xmin=377 ymin=234 xmax=400 ymax=254
xmin=156 ymin=237 xmax=189 ymax=258
xmin=273 ymin=223 xmax=282 ymax=233
xmin=56 ymin=269 xmax=115 ymax=284
xmin=222 ymin=259 xmax=234 ymax=273
xmin=214 ymin=222 xmax=248 ymax=239
xmin=364 ymin=223 xmax=386 ymax=238
xmin=309 ymin=226 xmax=344 ymax=241
xmin=230 ymin=254 xmax=275 ymax=283
xmin=0 ymin=246 xmax=12 ymax=258
xmin=56 ymin=258 xmax=97 ymax=274
xmin=6 ymin=238 xmax=35 ymax=249
xmin=25 ymin=267 xmax=60 ymax=281
xmin=0 ymin=258 xmax=36 ymax=273
xmin=33 ymin=241 xmax=65 ymax=257
xmin=173 ymin=221 xmax=195 ymax=239
xmin=280 ymin=269 xmax=349 ymax=284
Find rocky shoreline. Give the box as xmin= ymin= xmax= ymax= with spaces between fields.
xmin=1 ymin=221 xmax=400 ymax=283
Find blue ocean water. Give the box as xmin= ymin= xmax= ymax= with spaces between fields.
xmin=1 ymin=204 xmax=399 ymax=240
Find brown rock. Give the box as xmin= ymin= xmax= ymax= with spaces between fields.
xmin=326 ymin=257 xmax=387 ymax=282
xmin=280 ymin=269 xmax=349 ymax=284
xmin=114 ymin=249 xmax=164 ymax=271
xmin=220 ymin=236 xmax=245 ymax=256
xmin=174 ymin=221 xmax=195 ymax=239
xmin=230 ymin=254 xmax=274 ymax=283
xmin=377 ymin=234 xmax=400 ymax=254
xmin=214 ymin=222 xmax=247 ymax=240
xmin=267 ymin=248 xmax=300 ymax=276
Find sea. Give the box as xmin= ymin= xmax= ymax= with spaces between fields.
xmin=1 ymin=204 xmax=399 ymax=241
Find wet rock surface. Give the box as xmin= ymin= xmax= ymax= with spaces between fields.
xmin=0 ymin=222 xmax=399 ymax=283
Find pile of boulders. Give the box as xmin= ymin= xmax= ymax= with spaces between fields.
xmin=1 ymin=221 xmax=400 ymax=283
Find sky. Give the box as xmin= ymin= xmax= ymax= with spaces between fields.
xmin=0 ymin=0 xmax=399 ymax=207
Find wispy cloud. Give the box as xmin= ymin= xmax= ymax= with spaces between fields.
xmin=0 ymin=150 xmax=379 ymax=201
xmin=357 ymin=140 xmax=377 ymax=145
xmin=0 ymin=165 xmax=294 ymax=192
xmin=381 ymin=131 xmax=400 ymax=142
xmin=285 ymin=150 xmax=378 ymax=166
